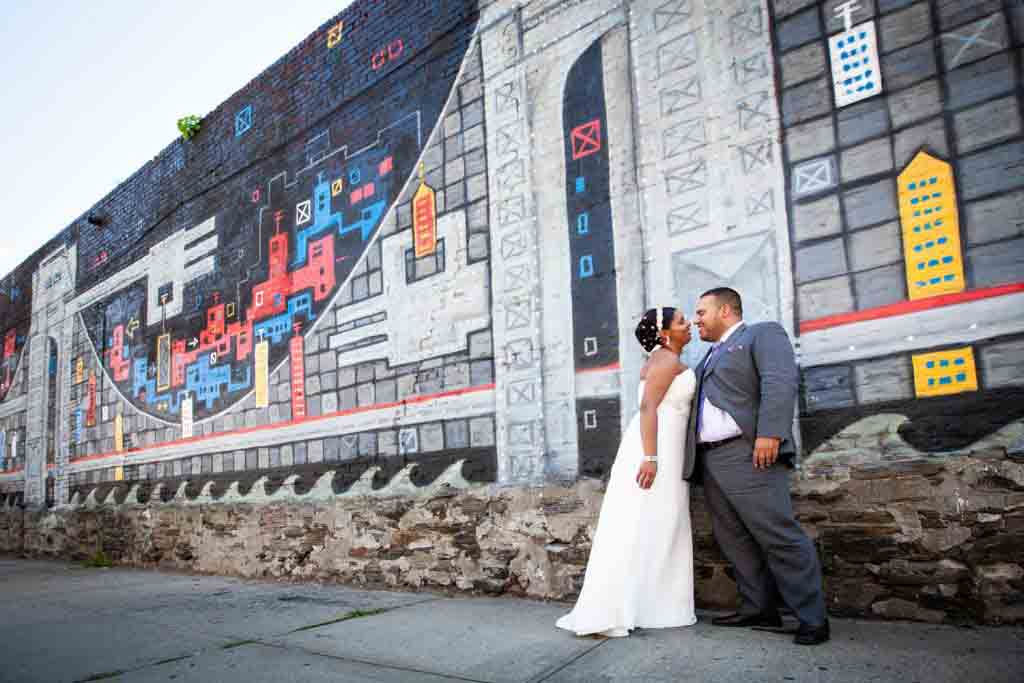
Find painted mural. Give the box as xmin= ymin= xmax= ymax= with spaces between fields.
xmin=564 ymin=40 xmax=621 ymax=478
xmin=0 ymin=0 xmax=1022 ymax=509
xmin=77 ymin=2 xmax=479 ymax=423
xmin=771 ymin=0 xmax=1024 ymax=455
xmin=0 ymin=263 xmax=33 ymax=404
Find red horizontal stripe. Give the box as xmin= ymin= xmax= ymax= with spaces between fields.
xmin=799 ymin=283 xmax=1024 ymax=334
xmin=68 ymin=383 xmax=496 ymax=467
xmin=576 ymin=362 xmax=621 ymax=375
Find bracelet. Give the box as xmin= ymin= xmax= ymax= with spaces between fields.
xmin=643 ymin=455 xmax=658 ymax=463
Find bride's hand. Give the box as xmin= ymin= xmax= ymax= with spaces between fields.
xmin=636 ymin=461 xmax=657 ymax=489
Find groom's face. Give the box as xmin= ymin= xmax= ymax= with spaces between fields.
xmin=694 ymin=295 xmax=725 ymax=342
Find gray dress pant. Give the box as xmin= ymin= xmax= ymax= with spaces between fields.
xmin=702 ymin=438 xmax=827 ymax=627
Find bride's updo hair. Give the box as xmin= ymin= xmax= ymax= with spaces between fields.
xmin=635 ymin=307 xmax=676 ymax=353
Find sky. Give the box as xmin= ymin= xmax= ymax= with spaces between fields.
xmin=0 ymin=0 xmax=354 ymax=279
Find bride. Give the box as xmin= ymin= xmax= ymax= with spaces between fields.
xmin=557 ymin=306 xmax=697 ymax=637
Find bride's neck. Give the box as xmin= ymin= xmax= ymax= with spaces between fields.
xmin=662 ymin=341 xmax=683 ymax=355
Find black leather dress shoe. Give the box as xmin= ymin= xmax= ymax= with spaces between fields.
xmin=711 ymin=611 xmax=783 ymax=628
xmin=794 ymin=619 xmax=830 ymax=645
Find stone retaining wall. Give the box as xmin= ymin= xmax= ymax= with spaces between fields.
xmin=4 ymin=450 xmax=1022 ymax=625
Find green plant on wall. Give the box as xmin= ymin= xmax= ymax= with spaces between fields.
xmin=176 ymin=115 xmax=202 ymax=141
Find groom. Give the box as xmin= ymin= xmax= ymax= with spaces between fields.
xmin=683 ymin=287 xmax=829 ymax=645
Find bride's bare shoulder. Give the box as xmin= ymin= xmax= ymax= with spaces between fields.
xmin=643 ymin=349 xmax=685 ymax=378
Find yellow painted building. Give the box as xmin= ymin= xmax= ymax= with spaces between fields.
xmin=897 ymin=151 xmax=965 ymax=300
xmin=911 ymin=347 xmax=978 ymax=398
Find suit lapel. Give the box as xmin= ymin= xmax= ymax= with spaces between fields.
xmin=703 ymin=322 xmax=746 ymax=379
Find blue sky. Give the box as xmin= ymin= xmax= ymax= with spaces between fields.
xmin=0 ymin=0 xmax=352 ymax=278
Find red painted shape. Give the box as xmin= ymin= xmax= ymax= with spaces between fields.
xmin=799 ymin=282 xmax=1024 ymax=334
xmin=363 ymin=182 xmax=375 ymax=198
xmin=105 ymin=325 xmax=131 ymax=382
xmin=292 ymin=235 xmax=336 ymax=301
xmin=372 ymin=39 xmax=404 ymax=70
xmin=576 ymin=362 xmax=621 ymax=375
xmin=350 ymin=187 xmax=365 ymax=205
xmin=86 ymin=372 xmax=97 ymax=427
xmin=571 ymin=119 xmax=602 ymax=160
xmin=72 ymin=384 xmax=497 ymax=465
xmin=290 ymin=335 xmax=306 ymax=419
xmin=247 ymin=232 xmax=291 ymax=322
xmin=379 ymin=157 xmax=393 ymax=176
xmin=3 ymin=330 xmax=15 ymax=359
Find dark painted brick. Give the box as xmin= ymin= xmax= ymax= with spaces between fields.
xmin=943 ymin=53 xmax=1017 ymax=111
xmin=967 ymin=238 xmax=1024 ymax=289
xmin=882 ymin=40 xmax=937 ymax=91
xmin=844 ymin=178 xmax=899 ymax=229
xmin=803 ymin=365 xmax=856 ymax=411
xmin=795 ymin=238 xmax=848 ymax=283
xmin=837 ymin=96 xmax=891 ymax=147
xmin=782 ymin=78 xmax=832 ymax=127
xmin=877 ymin=0 xmax=915 ymax=12
xmin=958 ymin=141 xmax=1024 ymax=201
xmin=777 ymin=7 xmax=822 ymax=52
xmin=935 ymin=0 xmax=1002 ymax=31
xmin=854 ymin=263 xmax=906 ymax=309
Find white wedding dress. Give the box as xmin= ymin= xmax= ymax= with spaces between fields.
xmin=557 ymin=369 xmax=698 ymax=637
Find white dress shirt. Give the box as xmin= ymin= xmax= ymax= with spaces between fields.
xmin=698 ymin=321 xmax=744 ymax=444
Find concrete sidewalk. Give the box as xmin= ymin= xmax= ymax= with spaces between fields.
xmin=1 ymin=559 xmax=1021 ymax=683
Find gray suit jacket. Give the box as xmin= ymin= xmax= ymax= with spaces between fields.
xmin=683 ymin=321 xmax=799 ymax=482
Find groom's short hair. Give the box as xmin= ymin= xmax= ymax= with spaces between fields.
xmin=701 ymin=287 xmax=743 ymax=317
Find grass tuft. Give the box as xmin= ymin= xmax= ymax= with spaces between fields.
xmin=291 ymin=607 xmax=389 ymax=632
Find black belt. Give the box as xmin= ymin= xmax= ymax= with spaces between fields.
xmin=697 ymin=435 xmax=744 ymax=453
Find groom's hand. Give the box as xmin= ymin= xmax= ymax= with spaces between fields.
xmin=753 ymin=437 xmax=780 ymax=469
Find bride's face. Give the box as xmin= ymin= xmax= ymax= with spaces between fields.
xmin=662 ymin=309 xmax=691 ymax=348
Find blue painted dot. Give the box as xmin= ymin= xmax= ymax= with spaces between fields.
xmin=929 ymin=259 xmax=939 ymax=267
xmin=926 ymin=241 xmax=935 ymax=248
xmin=861 ymin=45 xmax=868 ymax=53
xmin=917 ymin=263 xmax=925 ymax=270
xmin=908 ymin=182 xmax=917 ymax=190
xmin=944 ymin=274 xmax=956 ymax=282
xmin=956 ymin=373 xmax=967 ymax=383
xmin=926 ymin=361 xmax=935 ymax=369
xmin=954 ymin=358 xmax=965 ymax=366
xmin=911 ymin=198 xmax=919 ymax=205
xmin=914 ymin=245 xmax=923 ymax=252
xmin=914 ymin=226 xmax=921 ymax=233
xmin=916 ymin=281 xmax=927 ymax=287
xmin=866 ymin=82 xmax=875 ymax=90
xmin=930 ymin=177 xmax=938 ymax=184
xmin=935 ymin=219 xmax=944 ymax=226
xmin=938 ymin=237 xmax=948 ymax=245
xmin=940 ymin=359 xmax=950 ymax=367
xmin=940 ymin=376 xmax=952 ymax=385
xmin=930 ymin=277 xmax=941 ymax=284
xmin=928 ymin=378 xmax=936 ymax=386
